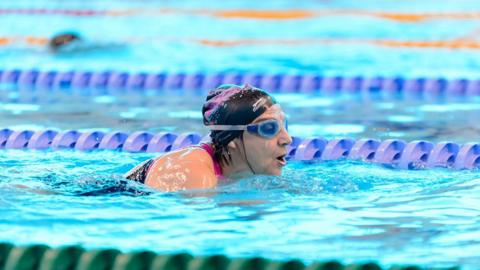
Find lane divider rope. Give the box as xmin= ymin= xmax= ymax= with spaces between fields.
xmin=1 ymin=69 xmax=479 ymax=96
xmin=2 ymin=35 xmax=480 ymax=50
xmin=2 ymin=7 xmax=480 ymax=22
xmin=1 ymin=128 xmax=479 ymax=170
xmin=0 ymin=242 xmax=453 ymax=270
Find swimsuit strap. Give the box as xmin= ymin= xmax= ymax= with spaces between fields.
xmin=124 ymin=158 xmax=155 ymax=184
xmin=198 ymin=143 xmax=223 ymax=178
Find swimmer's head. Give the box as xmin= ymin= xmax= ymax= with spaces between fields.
xmin=49 ymin=32 xmax=81 ymax=52
xmin=203 ymin=84 xmax=292 ymax=175
xmin=203 ymin=84 xmax=277 ymax=145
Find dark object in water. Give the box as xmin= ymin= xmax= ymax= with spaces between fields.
xmin=48 ymin=32 xmax=82 ymax=51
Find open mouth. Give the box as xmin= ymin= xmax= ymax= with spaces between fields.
xmin=276 ymin=154 xmax=287 ymax=166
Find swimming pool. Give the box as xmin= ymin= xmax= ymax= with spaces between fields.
xmin=1 ymin=0 xmax=480 ymax=269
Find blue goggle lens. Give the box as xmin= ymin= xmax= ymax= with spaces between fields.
xmin=259 ymin=121 xmax=279 ymax=137
xmin=248 ymin=119 xmax=288 ymax=138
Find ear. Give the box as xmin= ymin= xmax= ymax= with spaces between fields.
xmin=228 ymin=139 xmax=238 ymax=149
xmin=229 ymin=136 xmax=247 ymax=153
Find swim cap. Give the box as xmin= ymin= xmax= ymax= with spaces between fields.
xmin=49 ymin=32 xmax=81 ymax=51
xmin=202 ymin=84 xmax=277 ymax=154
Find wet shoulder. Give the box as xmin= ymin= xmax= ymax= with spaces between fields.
xmin=144 ymin=146 xmax=217 ymax=191
xmin=164 ymin=146 xmax=214 ymax=165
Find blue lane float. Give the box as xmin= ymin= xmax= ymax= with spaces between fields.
xmin=348 ymin=139 xmax=379 ymax=161
xmin=1 ymin=128 xmax=480 ymax=170
xmin=51 ymin=130 xmax=80 ymax=149
xmin=2 ymin=69 xmax=480 ymax=96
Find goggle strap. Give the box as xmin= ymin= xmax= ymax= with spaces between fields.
xmin=205 ymin=125 xmax=248 ymax=131
xmin=206 ymin=120 xmax=285 ymax=132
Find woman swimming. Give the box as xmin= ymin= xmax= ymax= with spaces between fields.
xmin=49 ymin=32 xmax=82 ymax=52
xmin=48 ymin=32 xmax=126 ymax=53
xmin=124 ymin=84 xmax=292 ymax=191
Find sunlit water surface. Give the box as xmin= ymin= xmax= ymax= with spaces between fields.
xmin=1 ymin=88 xmax=480 ymax=143
xmin=1 ymin=0 xmax=480 ymax=77
xmin=1 ymin=150 xmax=480 ymax=269
xmin=1 ymin=0 xmax=480 ymax=269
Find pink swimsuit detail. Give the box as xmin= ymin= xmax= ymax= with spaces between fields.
xmin=198 ymin=143 xmax=223 ymax=178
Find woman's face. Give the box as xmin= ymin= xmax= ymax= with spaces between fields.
xmin=241 ymin=104 xmax=292 ymax=176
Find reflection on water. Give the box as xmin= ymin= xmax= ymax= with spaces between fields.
xmin=1 ymin=88 xmax=480 ymax=143
xmin=0 ymin=150 xmax=479 ymax=269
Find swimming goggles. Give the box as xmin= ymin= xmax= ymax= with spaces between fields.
xmin=206 ymin=119 xmax=288 ymax=139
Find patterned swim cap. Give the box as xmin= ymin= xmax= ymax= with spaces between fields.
xmin=202 ymin=83 xmax=277 ymax=149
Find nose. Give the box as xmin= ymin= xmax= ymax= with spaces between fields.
xmin=278 ymin=125 xmax=292 ymax=146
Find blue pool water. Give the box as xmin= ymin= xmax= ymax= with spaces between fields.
xmin=1 ymin=0 xmax=480 ymax=77
xmin=1 ymin=89 xmax=480 ymax=143
xmin=2 ymin=0 xmax=480 ymax=269
xmin=1 ymin=150 xmax=480 ymax=268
